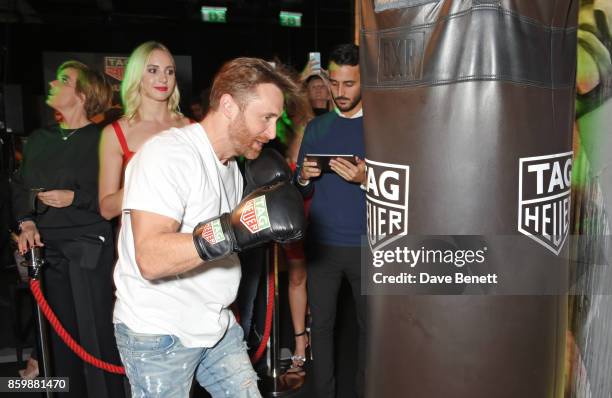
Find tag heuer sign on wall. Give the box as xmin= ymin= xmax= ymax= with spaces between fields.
xmin=104 ymin=57 xmax=128 ymax=81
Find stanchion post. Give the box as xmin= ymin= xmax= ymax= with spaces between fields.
xmin=260 ymin=243 xmax=304 ymax=397
xmin=28 ymin=246 xmax=54 ymax=398
xmin=271 ymin=243 xmax=280 ymax=379
xmin=265 ymin=246 xmax=272 ymax=372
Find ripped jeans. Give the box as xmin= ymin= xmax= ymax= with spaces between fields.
xmin=114 ymin=323 xmax=261 ymax=398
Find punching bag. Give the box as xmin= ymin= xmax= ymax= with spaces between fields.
xmin=361 ymin=1 xmax=577 ymax=397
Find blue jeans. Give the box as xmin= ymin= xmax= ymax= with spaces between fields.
xmin=114 ymin=323 xmax=261 ymax=398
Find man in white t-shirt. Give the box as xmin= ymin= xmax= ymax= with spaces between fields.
xmin=113 ymin=58 xmax=303 ymax=397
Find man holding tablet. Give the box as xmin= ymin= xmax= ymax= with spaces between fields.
xmin=294 ymin=43 xmax=367 ymax=398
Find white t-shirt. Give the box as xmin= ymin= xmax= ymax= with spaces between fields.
xmin=113 ymin=122 xmax=243 ymax=348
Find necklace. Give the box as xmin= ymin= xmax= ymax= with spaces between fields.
xmin=202 ymin=126 xmax=236 ymax=213
xmin=60 ymin=126 xmax=83 ymax=141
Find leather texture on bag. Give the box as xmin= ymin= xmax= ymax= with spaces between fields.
xmin=361 ymin=1 xmax=577 ymax=397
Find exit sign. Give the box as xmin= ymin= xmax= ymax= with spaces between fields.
xmin=201 ymin=6 xmax=227 ymax=23
xmin=279 ymin=11 xmax=302 ymax=27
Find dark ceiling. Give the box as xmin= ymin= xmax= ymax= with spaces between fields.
xmin=0 ymin=0 xmax=355 ymax=131
xmin=1 ymin=0 xmax=353 ymax=27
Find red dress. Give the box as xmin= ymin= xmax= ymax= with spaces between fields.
xmin=112 ymin=119 xmax=195 ymax=165
xmin=111 ymin=121 xmax=135 ymax=165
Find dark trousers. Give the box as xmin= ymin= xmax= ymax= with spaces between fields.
xmin=307 ymin=243 xmax=367 ymax=398
xmin=42 ymin=226 xmax=125 ymax=398
xmin=236 ymin=246 xmax=267 ymax=340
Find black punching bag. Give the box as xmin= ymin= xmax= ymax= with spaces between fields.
xmin=361 ymin=1 xmax=577 ymax=397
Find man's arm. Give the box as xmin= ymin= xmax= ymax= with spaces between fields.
xmin=131 ymin=209 xmax=202 ymax=280
xmin=133 ymin=182 xmax=307 ymax=280
xmin=293 ymin=122 xmax=318 ymax=197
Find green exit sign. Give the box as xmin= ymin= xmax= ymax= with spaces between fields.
xmin=201 ymin=6 xmax=227 ymax=23
xmin=279 ymin=11 xmax=302 ymax=27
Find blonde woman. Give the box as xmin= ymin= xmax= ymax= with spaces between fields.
xmin=99 ymin=41 xmax=190 ymax=220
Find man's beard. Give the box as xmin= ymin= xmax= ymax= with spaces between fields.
xmin=229 ymin=113 xmax=263 ymax=160
xmin=333 ymin=94 xmax=362 ymax=113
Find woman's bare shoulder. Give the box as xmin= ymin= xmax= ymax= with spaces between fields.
xmin=103 ymin=117 xmax=132 ymax=133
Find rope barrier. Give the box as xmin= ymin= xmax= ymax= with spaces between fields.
xmin=250 ymin=248 xmax=275 ymax=364
xmin=29 ymin=279 xmax=125 ymax=374
xmin=28 ymin=247 xmax=277 ymax=373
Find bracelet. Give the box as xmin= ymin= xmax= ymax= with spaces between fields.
xmin=17 ymin=219 xmax=34 ymax=232
xmin=297 ymin=176 xmax=310 ymax=186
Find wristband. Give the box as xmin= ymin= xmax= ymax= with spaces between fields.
xmin=297 ymin=176 xmax=310 ymax=186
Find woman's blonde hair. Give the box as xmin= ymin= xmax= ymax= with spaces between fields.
xmin=57 ymin=60 xmax=112 ymax=119
xmin=121 ymin=41 xmax=181 ymax=119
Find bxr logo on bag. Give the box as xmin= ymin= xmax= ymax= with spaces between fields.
xmin=518 ymin=152 xmax=572 ymax=255
xmin=379 ymin=34 xmax=424 ymax=83
xmin=240 ymin=196 xmax=271 ymax=234
xmin=365 ymin=159 xmax=410 ymax=251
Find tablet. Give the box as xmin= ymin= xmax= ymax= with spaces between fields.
xmin=305 ymin=153 xmax=357 ymax=172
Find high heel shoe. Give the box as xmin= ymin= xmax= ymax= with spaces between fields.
xmin=287 ymin=330 xmax=309 ymax=373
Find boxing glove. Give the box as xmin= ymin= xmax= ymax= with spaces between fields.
xmin=244 ymin=148 xmax=292 ymax=196
xmin=193 ymin=181 xmax=305 ymax=261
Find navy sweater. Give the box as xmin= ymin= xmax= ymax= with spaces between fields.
xmin=296 ymin=111 xmax=366 ymax=246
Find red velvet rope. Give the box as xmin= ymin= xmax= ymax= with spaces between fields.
xmin=29 ymin=247 xmax=277 ymax=374
xmin=250 ymin=244 xmax=276 ymax=363
xmin=29 ymin=279 xmax=126 ymax=374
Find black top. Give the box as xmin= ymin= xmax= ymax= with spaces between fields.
xmin=12 ymin=123 xmax=107 ymax=239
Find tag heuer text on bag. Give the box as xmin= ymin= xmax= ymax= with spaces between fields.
xmin=518 ymin=151 xmax=572 ymax=255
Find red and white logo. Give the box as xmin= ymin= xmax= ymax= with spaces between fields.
xmin=200 ymin=219 xmax=225 ymax=245
xmin=240 ymin=196 xmax=271 ymax=234
xmin=104 ymin=57 xmax=128 ymax=81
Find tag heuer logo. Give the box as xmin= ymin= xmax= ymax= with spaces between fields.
xmin=240 ymin=196 xmax=271 ymax=234
xmin=104 ymin=57 xmax=128 ymax=81
xmin=200 ymin=219 xmax=225 ymax=245
xmin=518 ymin=151 xmax=572 ymax=255
xmin=365 ymin=159 xmax=410 ymax=251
